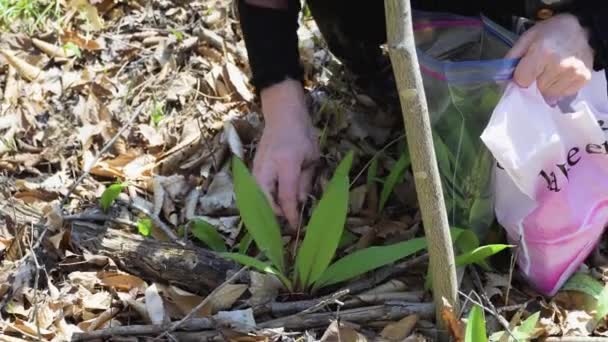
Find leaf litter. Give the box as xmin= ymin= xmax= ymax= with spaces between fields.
xmin=1 ymin=0 xmax=608 ymax=341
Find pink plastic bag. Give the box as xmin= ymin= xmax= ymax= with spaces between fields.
xmin=481 ymin=72 xmax=608 ymax=296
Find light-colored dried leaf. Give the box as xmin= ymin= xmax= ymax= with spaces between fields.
xmin=145 ymin=283 xmax=167 ymax=325
xmin=0 ymin=50 xmax=42 ymax=81
xmin=380 ymin=315 xmax=418 ymax=341
xmin=83 ymin=291 xmax=112 ymax=311
xmin=206 ymin=284 xmax=247 ymax=314
xmin=320 ymin=320 xmax=367 ymax=342
xmin=223 ymin=120 xmax=243 ymax=159
xmin=224 ymin=62 xmax=254 ymax=102
xmin=248 ymin=271 xmax=283 ymax=306
xmin=199 ymin=171 xmax=235 ymax=214
xmin=32 ymin=38 xmax=74 ymax=58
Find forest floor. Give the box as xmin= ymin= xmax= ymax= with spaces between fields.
xmin=1 ymin=0 xmax=608 ymax=341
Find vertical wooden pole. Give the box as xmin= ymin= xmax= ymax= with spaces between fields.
xmin=384 ymin=0 xmax=459 ymax=329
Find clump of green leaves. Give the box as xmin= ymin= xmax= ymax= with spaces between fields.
xmin=150 ymin=100 xmax=165 ymax=127
xmin=378 ymin=152 xmax=410 ymax=213
xmin=99 ymin=182 xmax=127 ymax=212
xmin=0 ymin=0 xmax=62 ymax=32
xmin=224 ymin=153 xmax=428 ymax=292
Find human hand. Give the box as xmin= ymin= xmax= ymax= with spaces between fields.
xmin=254 ymin=79 xmax=320 ymax=228
xmin=506 ymin=14 xmax=594 ymax=97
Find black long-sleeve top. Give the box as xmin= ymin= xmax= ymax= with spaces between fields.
xmin=237 ymin=0 xmax=608 ymax=93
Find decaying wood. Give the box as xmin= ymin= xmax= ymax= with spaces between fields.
xmin=384 ymin=0 xmax=459 ymax=326
xmin=258 ymin=303 xmax=434 ymax=329
xmin=70 ymin=222 xmax=241 ymax=294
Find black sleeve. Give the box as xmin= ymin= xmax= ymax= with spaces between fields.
xmin=566 ymin=0 xmax=608 ymax=71
xmin=237 ymin=0 xmax=303 ymax=93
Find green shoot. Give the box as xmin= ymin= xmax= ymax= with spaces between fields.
xmin=100 ymin=182 xmax=127 ymax=212
xmin=137 ymin=218 xmax=152 ymax=237
xmin=379 ymin=152 xmax=410 ymax=212
xmin=62 ymin=42 xmax=81 ymax=58
xmin=169 ymin=28 xmax=184 ymax=42
xmin=150 ymin=100 xmax=165 ymax=127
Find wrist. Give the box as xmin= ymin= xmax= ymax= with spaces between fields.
xmin=260 ymin=78 xmax=311 ymax=128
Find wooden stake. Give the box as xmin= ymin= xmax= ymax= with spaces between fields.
xmin=384 ymin=0 xmax=459 ymax=328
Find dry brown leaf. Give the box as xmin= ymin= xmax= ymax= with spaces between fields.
xmin=440 ymin=297 xmax=464 ymax=342
xmin=68 ymin=272 xmax=100 ymax=290
xmin=99 ymin=271 xmax=146 ymax=292
xmin=320 ymin=320 xmax=367 ymax=342
xmin=206 ymin=284 xmax=248 ymax=314
xmin=380 ymin=315 xmax=418 ymax=341
xmin=6 ymin=319 xmax=55 ymax=340
xmin=69 ymin=0 xmax=104 ymax=30
xmin=138 ymin=124 xmax=164 ymax=147
xmin=31 ymin=38 xmax=74 ymax=59
xmin=162 ymin=285 xmax=206 ymax=317
xmin=248 ymin=271 xmax=283 ymax=307
xmin=223 ymin=120 xmax=244 ymax=159
xmin=60 ymin=30 xmax=103 ymax=50
xmin=361 ymin=280 xmax=407 ymax=296
xmin=0 ymin=50 xmax=42 ymax=81
xmin=83 ymin=291 xmax=112 ymax=311
xmin=199 ymin=171 xmax=235 ymax=214
xmin=224 ymin=62 xmax=254 ymax=102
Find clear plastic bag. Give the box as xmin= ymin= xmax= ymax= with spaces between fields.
xmin=414 ymin=13 xmax=519 ymax=237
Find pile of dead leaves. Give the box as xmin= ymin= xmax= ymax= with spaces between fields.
xmin=2 ymin=0 xmax=608 ymax=341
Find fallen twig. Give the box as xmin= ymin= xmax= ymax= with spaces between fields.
xmin=258 ymin=303 xmax=434 ymax=329
xmin=544 ymin=338 xmax=608 ymax=342
xmin=340 ymin=253 xmax=428 ymax=295
xmin=71 ymin=318 xmax=214 ymax=341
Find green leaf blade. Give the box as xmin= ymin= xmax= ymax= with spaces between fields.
xmin=100 ymin=182 xmax=127 ymax=212
xmin=295 ymin=152 xmax=353 ymax=288
xmin=232 ymin=157 xmax=285 ymax=273
xmin=192 ymin=220 xmax=227 ymax=252
xmin=221 ymin=253 xmax=292 ymax=290
xmin=314 ymin=237 xmax=427 ymax=289
xmin=596 ymin=285 xmax=608 ymax=322
xmin=455 ymin=244 xmax=512 ymax=268
xmin=137 ymin=218 xmax=152 ymax=237
xmin=379 ymin=152 xmax=410 ymax=212
xmin=465 ymin=305 xmax=487 ymax=342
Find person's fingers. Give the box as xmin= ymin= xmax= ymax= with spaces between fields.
xmin=536 ymin=63 xmax=561 ymax=95
xmin=506 ymin=29 xmax=536 ymax=59
xmin=277 ymin=161 xmax=302 ymax=228
xmin=253 ymin=161 xmax=282 ymax=214
xmin=298 ymin=167 xmax=314 ymax=203
xmin=512 ymin=46 xmax=545 ymax=88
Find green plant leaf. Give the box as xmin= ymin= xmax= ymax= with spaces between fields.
xmin=62 ymin=42 xmax=81 ymax=57
xmin=100 ymin=182 xmax=127 ymax=212
xmin=379 ymin=153 xmax=410 ymax=212
xmin=465 ymin=305 xmax=487 ymax=342
xmin=295 ymin=152 xmax=353 ymax=289
xmin=169 ymin=28 xmax=184 ymax=42
xmin=232 ymin=157 xmax=285 ymax=273
xmin=137 ymin=218 xmax=152 ymax=237
xmin=517 ymin=311 xmax=540 ymax=336
xmin=191 ymin=220 xmax=227 ymax=252
xmin=221 ymin=253 xmax=292 ymax=291
xmin=456 ymin=244 xmax=512 ymax=267
xmin=596 ymin=285 xmax=608 ymax=322
xmin=366 ymin=156 xmax=379 ymax=189
xmin=238 ymin=232 xmax=253 ymax=254
xmin=314 ymin=237 xmax=427 ymax=290
xmin=338 ymin=230 xmax=358 ymax=249
xmin=451 ymin=227 xmax=490 ymax=269
xmin=489 ymin=311 xmax=540 ymax=342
